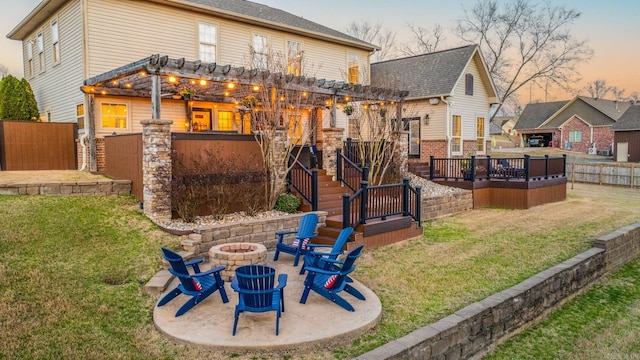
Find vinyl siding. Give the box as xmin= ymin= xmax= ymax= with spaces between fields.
xmin=21 ymin=0 xmax=84 ymax=123
xmin=411 ymin=100 xmax=447 ymax=141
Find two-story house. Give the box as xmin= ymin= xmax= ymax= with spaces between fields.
xmin=7 ymin=0 xmax=383 ymax=171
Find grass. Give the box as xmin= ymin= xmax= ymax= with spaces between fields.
xmin=0 ymin=183 xmax=639 ymax=359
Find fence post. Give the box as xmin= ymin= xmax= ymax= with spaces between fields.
xmin=470 ymin=156 xmax=476 ymax=181
xmin=363 ymin=166 xmax=370 ymax=183
xmin=360 ymin=180 xmax=368 ymax=225
xmin=563 ymin=154 xmax=567 ymax=177
xmin=336 ymin=148 xmax=342 ymax=183
xmin=486 ymin=155 xmax=491 ymax=178
xmin=544 ymin=154 xmax=549 ymax=179
xmin=416 ymin=186 xmax=422 ymax=225
xmin=403 ymin=178 xmax=410 ymax=216
xmin=346 ymin=137 xmax=353 ymax=161
xmin=429 ymin=155 xmax=435 ymax=180
xmin=524 ymin=155 xmax=531 ymax=182
xmin=311 ymin=168 xmax=318 ymax=212
xmin=342 ymin=193 xmax=350 ymax=229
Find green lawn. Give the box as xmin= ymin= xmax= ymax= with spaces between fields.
xmin=0 ymin=183 xmax=638 ymax=359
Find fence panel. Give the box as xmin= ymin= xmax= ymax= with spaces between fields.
xmin=104 ymin=133 xmax=143 ymax=200
xmin=0 ymin=121 xmax=77 ymax=170
xmin=567 ymin=163 xmax=639 ymax=188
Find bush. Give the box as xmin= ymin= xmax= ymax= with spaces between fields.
xmin=274 ymin=193 xmax=300 ymax=213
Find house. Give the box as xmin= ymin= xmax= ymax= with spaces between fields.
xmin=7 ymin=0 xmax=384 ymax=172
xmin=514 ymin=96 xmax=631 ymax=153
xmin=370 ymin=45 xmax=500 ymax=162
xmin=493 ymin=116 xmax=516 ymax=135
xmin=611 ymin=104 xmax=640 ymax=162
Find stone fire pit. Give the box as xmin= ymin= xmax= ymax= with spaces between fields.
xmin=209 ymin=242 xmax=268 ymax=281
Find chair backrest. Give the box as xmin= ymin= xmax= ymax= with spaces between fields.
xmin=330 ymin=244 xmax=364 ymax=290
xmin=235 ymin=265 xmax=276 ymax=308
xmin=499 ymin=158 xmax=511 ymax=168
xmin=331 ymin=227 xmax=354 ymax=256
xmin=297 ymin=213 xmax=319 ymax=239
xmin=162 ymin=247 xmax=199 ymax=292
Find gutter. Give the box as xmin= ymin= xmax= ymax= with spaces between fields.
xmin=441 ymin=96 xmax=451 ymax=158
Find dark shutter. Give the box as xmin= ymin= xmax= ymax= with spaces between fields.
xmin=465 ymin=74 xmax=473 ymax=95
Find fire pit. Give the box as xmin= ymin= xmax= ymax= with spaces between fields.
xmin=209 ymin=243 xmax=268 ymax=281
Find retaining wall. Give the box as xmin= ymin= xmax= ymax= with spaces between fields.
xmin=422 ymin=190 xmax=474 ymax=220
xmin=0 ymin=179 xmax=132 ymax=196
xmin=355 ymin=222 xmax=640 ymax=360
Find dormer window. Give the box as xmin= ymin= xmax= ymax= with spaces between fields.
xmin=465 ymin=74 xmax=473 ymax=95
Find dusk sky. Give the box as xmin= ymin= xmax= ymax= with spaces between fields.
xmin=1 ymin=0 xmax=639 ymax=106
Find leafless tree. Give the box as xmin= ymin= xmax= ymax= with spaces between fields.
xmin=585 ymin=79 xmax=611 ymax=99
xmin=0 ymin=64 xmax=9 ymax=79
xmin=345 ymin=20 xmax=397 ymax=62
xmin=398 ymin=23 xmax=445 ymax=56
xmin=611 ymin=86 xmax=626 ymax=102
xmin=455 ymin=0 xmax=592 ymax=119
xmin=628 ymin=92 xmax=639 ymax=104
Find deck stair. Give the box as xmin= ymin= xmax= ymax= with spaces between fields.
xmin=409 ymin=161 xmax=430 ymax=178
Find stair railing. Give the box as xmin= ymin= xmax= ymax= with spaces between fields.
xmin=288 ymin=154 xmax=318 ymax=211
xmin=336 ymin=148 xmax=368 ymax=192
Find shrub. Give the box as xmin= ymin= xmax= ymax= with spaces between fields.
xmin=274 ymin=193 xmax=300 ymax=213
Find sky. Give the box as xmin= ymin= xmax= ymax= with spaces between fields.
xmin=1 ymin=0 xmax=639 ymax=106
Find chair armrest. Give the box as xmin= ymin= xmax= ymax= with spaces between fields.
xmin=303 ymin=266 xmax=339 ymax=276
xmin=230 ymin=277 xmax=239 ymax=291
xmin=184 ymin=258 xmax=204 ymax=268
xmin=305 ymin=243 xmax=333 ymax=250
xmin=275 ymin=230 xmax=297 ymax=242
xmin=191 ymin=265 xmax=226 ymax=278
xmin=275 ymin=274 xmax=288 ymax=290
xmin=307 ymin=250 xmax=342 ymax=258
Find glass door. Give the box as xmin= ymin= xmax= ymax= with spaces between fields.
xmin=408 ymin=118 xmax=420 ymax=157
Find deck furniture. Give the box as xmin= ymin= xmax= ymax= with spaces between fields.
xmin=273 ymin=213 xmax=318 ymax=266
xmin=300 ymin=227 xmax=353 ymax=275
xmin=498 ymin=158 xmax=525 ymax=178
xmin=158 ymin=247 xmax=229 ymax=317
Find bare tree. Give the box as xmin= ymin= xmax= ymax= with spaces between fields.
xmin=585 ymin=79 xmax=611 ymax=99
xmin=345 ymin=20 xmax=397 ymax=62
xmin=455 ymin=0 xmax=592 ymax=119
xmin=0 ymin=64 xmax=9 ymax=79
xmin=628 ymin=92 xmax=639 ymax=104
xmin=611 ymin=86 xmax=626 ymax=102
xmin=398 ymin=23 xmax=445 ymax=56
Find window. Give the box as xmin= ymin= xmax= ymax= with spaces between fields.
xmin=347 ymin=53 xmax=359 ymax=84
xmin=51 ymin=20 xmax=60 ymax=64
xmin=465 ymin=74 xmax=473 ymax=95
xmin=252 ymin=34 xmax=268 ymax=70
xmin=451 ymin=115 xmax=462 ymax=153
xmin=101 ymin=103 xmax=127 ymax=129
xmin=26 ymin=41 xmax=33 ymax=77
xmin=286 ymin=40 xmax=302 ymax=76
xmin=569 ymin=130 xmax=582 ymax=143
xmin=198 ymin=22 xmax=217 ymax=63
xmin=217 ymin=110 xmax=234 ymax=131
xmin=76 ymin=104 xmax=85 ymax=130
xmin=37 ymin=33 xmax=44 ymax=72
xmin=476 ymin=117 xmax=485 ymax=152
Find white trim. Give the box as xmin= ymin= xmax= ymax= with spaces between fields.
xmin=97 ymin=100 xmax=131 ymax=132
xmin=50 ymin=17 xmax=60 ymax=65
xmin=197 ymin=20 xmax=218 ymax=63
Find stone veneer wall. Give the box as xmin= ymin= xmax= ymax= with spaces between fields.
xmin=180 ymin=211 xmax=327 ymax=260
xmin=355 ymin=222 xmax=640 ymax=360
xmin=421 ymin=190 xmax=473 ymax=220
xmin=0 ymin=180 xmax=131 ymax=196
xmin=141 ymin=119 xmax=172 ymax=222
xmin=322 ymin=127 xmax=345 ymax=178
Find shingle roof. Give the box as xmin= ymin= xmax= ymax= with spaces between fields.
xmin=370 ymin=45 xmax=478 ymax=99
xmin=489 ymin=121 xmax=503 ymax=135
xmin=612 ymin=104 xmax=640 ymax=131
xmin=542 ymin=96 xmax=631 ymax=128
xmin=514 ymin=101 xmax=568 ymax=130
xmin=578 ymin=96 xmax=631 ymax=121
xmin=181 ymin=0 xmax=374 ymax=48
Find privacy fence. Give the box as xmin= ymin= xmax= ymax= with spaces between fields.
xmin=567 ymin=162 xmax=640 ymax=188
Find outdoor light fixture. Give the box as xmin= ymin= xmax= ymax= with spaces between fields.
xmin=429 ymin=98 xmax=440 ymax=105
xmin=227 ymin=82 xmax=235 ymax=89
xmin=168 ymin=75 xmax=177 ymax=83
xmin=424 ymin=114 xmax=430 ymax=125
xmin=200 ymin=79 xmax=207 ymax=86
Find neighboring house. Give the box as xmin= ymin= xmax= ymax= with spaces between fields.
xmin=514 ymin=96 xmax=631 ymax=153
xmin=494 ymin=116 xmax=516 ymax=135
xmin=370 ymin=45 xmax=499 ymax=162
xmin=489 ymin=120 xmax=503 ymax=136
xmin=611 ymin=104 xmax=640 ymax=162
xmin=7 ymin=0 xmax=379 ymax=171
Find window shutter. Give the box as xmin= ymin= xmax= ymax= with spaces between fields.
xmin=465 ymin=74 xmax=473 ymax=95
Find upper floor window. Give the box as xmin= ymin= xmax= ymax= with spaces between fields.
xmin=347 ymin=53 xmax=359 ymax=84
xmin=101 ymin=103 xmax=127 ymax=129
xmin=26 ymin=40 xmax=34 ymax=77
xmin=286 ymin=40 xmax=302 ymax=76
xmin=476 ymin=117 xmax=485 ymax=152
xmin=37 ymin=33 xmax=45 ymax=72
xmin=465 ymin=74 xmax=473 ymax=95
xmin=198 ymin=22 xmax=217 ymax=63
xmin=252 ymin=34 xmax=268 ymax=70
xmin=51 ymin=20 xmax=60 ymax=64
xmin=451 ymin=115 xmax=462 ymax=154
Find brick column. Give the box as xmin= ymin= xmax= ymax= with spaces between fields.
xmin=392 ymin=130 xmax=409 ymax=176
xmin=321 ymin=127 xmax=345 ymax=178
xmin=141 ymin=119 xmax=173 ymax=222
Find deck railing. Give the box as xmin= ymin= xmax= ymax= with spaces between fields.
xmin=342 ymin=178 xmax=421 ymax=228
xmin=429 ymin=155 xmax=566 ymax=182
xmin=336 ymin=148 xmax=368 ymax=192
xmin=287 ymin=154 xmax=318 ymax=211
xmin=343 ymin=138 xmax=393 ymax=167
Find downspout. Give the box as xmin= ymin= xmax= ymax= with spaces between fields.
xmin=79 ymin=132 xmax=88 ymax=171
xmin=441 ymin=96 xmax=451 ymax=158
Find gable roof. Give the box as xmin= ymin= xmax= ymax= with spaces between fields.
xmin=612 ymin=104 xmax=640 ymax=131
xmin=489 ymin=121 xmax=503 ymax=135
xmin=369 ymin=45 xmax=498 ymax=102
xmin=541 ymin=96 xmax=631 ymax=128
xmin=8 ymin=0 xmax=376 ymax=51
xmin=514 ymin=101 xmax=568 ymax=130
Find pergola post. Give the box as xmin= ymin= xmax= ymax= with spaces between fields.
xmin=330 ymin=94 xmax=337 ymax=127
xmin=86 ymin=93 xmax=97 ymax=172
xmin=151 ymin=73 xmax=161 ymax=119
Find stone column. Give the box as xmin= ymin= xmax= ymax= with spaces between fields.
xmin=321 ymin=127 xmax=345 ymax=178
xmin=272 ymin=127 xmax=288 ymax=195
xmin=141 ymin=119 xmax=173 ymax=222
xmin=392 ymin=130 xmax=409 ymax=176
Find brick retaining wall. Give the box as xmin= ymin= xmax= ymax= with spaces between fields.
xmin=355 ymin=222 xmax=640 ymax=360
xmin=0 ymin=180 xmax=132 ymax=196
xmin=422 ymin=190 xmax=473 ymax=220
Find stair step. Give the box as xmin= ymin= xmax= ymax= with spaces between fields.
xmin=301 ymin=199 xmax=343 ymax=212
xmin=144 ymin=269 xmax=174 ymax=295
xmin=161 ymin=250 xmax=194 ymax=269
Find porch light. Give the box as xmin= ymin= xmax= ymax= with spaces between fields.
xmin=424 ymin=114 xmax=430 ymax=125
xmin=168 ymin=75 xmax=177 ymax=83
xmin=429 ymin=98 xmax=440 ymax=105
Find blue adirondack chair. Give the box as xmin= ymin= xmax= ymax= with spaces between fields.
xmin=158 ymin=247 xmax=229 ymax=317
xmin=299 ymin=227 xmax=354 ymax=275
xmin=273 ymin=213 xmax=318 ymax=266
xmin=231 ymin=264 xmax=288 ymax=336
xmin=299 ymin=244 xmax=365 ymax=312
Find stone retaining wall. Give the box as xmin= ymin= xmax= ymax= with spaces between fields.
xmin=180 ymin=211 xmax=327 ymax=260
xmin=355 ymin=222 xmax=640 ymax=360
xmin=0 ymin=180 xmax=132 ymax=196
xmin=422 ymin=190 xmax=473 ymax=220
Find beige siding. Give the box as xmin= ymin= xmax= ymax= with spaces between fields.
xmin=21 ymin=0 xmax=85 ymax=123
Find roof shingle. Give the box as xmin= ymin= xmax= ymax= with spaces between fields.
xmin=514 ymin=101 xmax=568 ymax=130
xmin=612 ymin=104 xmax=640 ymax=131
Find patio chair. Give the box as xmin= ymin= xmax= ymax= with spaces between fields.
xmin=231 ymin=264 xmax=288 ymax=336
xmin=273 ymin=213 xmax=319 ymax=266
xmin=498 ymin=158 xmax=525 ymax=178
xmin=158 ymin=247 xmax=229 ymax=317
xmin=299 ymin=244 xmax=365 ymax=312
xmin=299 ymin=226 xmax=353 ymax=275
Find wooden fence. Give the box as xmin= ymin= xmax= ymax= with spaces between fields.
xmin=0 ymin=120 xmax=77 ymax=171
xmin=104 ymin=133 xmax=143 ymax=200
xmin=567 ymin=162 xmax=640 ymax=188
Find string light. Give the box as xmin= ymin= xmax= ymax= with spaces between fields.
xmin=199 ymin=79 xmax=207 ymax=86
xmin=227 ymin=82 xmax=235 ymax=89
